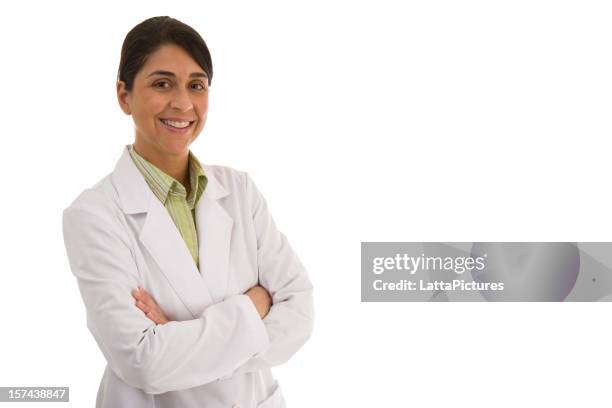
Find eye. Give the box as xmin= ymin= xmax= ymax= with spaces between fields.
xmin=153 ymin=80 xmax=171 ymax=89
xmin=190 ymin=82 xmax=207 ymax=91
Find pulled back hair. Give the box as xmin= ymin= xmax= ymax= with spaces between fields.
xmin=117 ymin=16 xmax=213 ymax=92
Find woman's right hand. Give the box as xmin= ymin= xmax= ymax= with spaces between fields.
xmin=244 ymin=285 xmax=272 ymax=319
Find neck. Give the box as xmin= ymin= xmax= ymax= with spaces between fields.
xmin=133 ymin=140 xmax=190 ymax=189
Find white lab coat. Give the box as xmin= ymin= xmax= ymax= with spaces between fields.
xmin=62 ymin=145 xmax=314 ymax=408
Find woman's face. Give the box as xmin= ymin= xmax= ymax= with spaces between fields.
xmin=117 ymin=43 xmax=209 ymax=158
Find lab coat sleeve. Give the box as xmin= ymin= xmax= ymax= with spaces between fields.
xmin=226 ymin=173 xmax=314 ymax=376
xmin=62 ymin=191 xmax=270 ymax=394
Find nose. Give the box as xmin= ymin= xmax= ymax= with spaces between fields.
xmin=169 ymin=88 xmax=193 ymax=112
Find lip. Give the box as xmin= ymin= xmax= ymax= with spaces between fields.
xmin=158 ymin=118 xmax=195 ymax=134
xmin=160 ymin=117 xmax=196 ymax=121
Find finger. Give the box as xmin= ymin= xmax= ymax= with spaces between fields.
xmin=146 ymin=311 xmax=163 ymax=325
xmin=146 ymin=306 xmax=161 ymax=320
xmin=149 ymin=308 xmax=166 ymax=324
xmin=145 ymin=311 xmax=158 ymax=324
xmin=141 ymin=296 xmax=159 ymax=311
xmin=135 ymin=288 xmax=153 ymax=304
xmin=139 ymin=289 xmax=155 ymax=304
xmin=138 ymin=293 xmax=153 ymax=307
xmin=136 ymin=300 xmax=149 ymax=313
xmin=135 ymin=301 xmax=146 ymax=313
xmin=142 ymin=294 xmax=163 ymax=314
xmin=132 ymin=289 xmax=141 ymax=299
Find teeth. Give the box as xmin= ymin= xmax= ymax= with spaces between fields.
xmin=161 ymin=119 xmax=191 ymax=128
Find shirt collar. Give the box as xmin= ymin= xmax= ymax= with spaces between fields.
xmin=128 ymin=144 xmax=208 ymax=209
xmin=187 ymin=149 xmax=208 ymax=208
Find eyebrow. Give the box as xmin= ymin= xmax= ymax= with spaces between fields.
xmin=146 ymin=70 xmax=208 ymax=79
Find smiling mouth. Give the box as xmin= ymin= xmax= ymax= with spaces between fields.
xmin=158 ymin=118 xmax=195 ymax=131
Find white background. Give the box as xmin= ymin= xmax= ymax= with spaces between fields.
xmin=1 ymin=0 xmax=611 ymax=406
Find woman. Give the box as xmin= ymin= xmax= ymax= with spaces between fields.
xmin=62 ymin=16 xmax=314 ymax=408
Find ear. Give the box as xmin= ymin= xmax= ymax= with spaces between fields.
xmin=116 ymin=80 xmax=132 ymax=115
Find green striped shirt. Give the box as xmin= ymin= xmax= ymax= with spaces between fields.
xmin=128 ymin=144 xmax=208 ymax=270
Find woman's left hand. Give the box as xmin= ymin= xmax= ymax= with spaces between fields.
xmin=132 ymin=287 xmax=170 ymax=325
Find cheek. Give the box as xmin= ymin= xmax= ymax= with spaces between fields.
xmin=134 ymin=93 xmax=166 ymax=121
xmin=147 ymin=98 xmax=168 ymax=119
xmin=196 ymin=97 xmax=209 ymax=118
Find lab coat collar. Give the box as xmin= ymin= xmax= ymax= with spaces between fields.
xmin=111 ymin=144 xmax=234 ymax=316
xmin=112 ymin=145 xmax=229 ymax=214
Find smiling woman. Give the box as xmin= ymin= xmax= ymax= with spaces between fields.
xmin=116 ymin=18 xmax=213 ymax=188
xmin=62 ymin=16 xmax=314 ymax=408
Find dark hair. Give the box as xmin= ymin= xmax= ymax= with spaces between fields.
xmin=117 ymin=16 xmax=213 ymax=92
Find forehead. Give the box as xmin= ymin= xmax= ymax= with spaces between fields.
xmin=139 ymin=43 xmax=205 ymax=77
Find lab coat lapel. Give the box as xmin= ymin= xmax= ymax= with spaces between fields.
xmin=196 ymin=165 xmax=233 ymax=304
xmin=111 ymin=145 xmax=214 ymax=318
xmin=139 ymin=199 xmax=214 ymax=317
